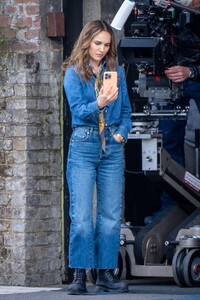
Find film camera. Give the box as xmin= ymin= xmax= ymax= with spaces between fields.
xmin=118 ymin=0 xmax=192 ymax=109
xmin=118 ymin=0 xmax=191 ymax=73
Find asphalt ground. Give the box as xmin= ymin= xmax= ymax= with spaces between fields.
xmin=0 ymin=278 xmax=200 ymax=300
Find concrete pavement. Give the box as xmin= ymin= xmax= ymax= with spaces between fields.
xmin=0 ymin=279 xmax=200 ymax=300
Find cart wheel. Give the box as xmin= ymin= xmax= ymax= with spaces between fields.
xmin=182 ymin=249 xmax=200 ymax=287
xmin=172 ymin=248 xmax=187 ymax=287
xmin=87 ymin=251 xmax=123 ymax=284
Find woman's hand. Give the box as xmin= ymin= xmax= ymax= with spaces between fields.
xmin=97 ymin=86 xmax=118 ymax=109
xmin=113 ymin=133 xmax=125 ymax=143
xmin=164 ymin=66 xmax=190 ymax=83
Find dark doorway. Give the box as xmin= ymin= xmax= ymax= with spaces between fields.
xmin=63 ymin=0 xmax=83 ymax=58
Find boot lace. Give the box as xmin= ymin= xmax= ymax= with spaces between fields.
xmin=105 ymin=269 xmax=119 ymax=281
xmin=73 ymin=269 xmax=86 ymax=283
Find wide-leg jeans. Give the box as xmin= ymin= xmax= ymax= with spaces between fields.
xmin=67 ymin=126 xmax=124 ymax=269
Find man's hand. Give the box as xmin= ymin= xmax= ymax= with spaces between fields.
xmin=164 ymin=66 xmax=190 ymax=83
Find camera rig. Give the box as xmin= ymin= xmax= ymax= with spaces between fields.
xmin=118 ymin=1 xmax=200 ymax=287
xmin=118 ymin=0 xmax=200 ymax=178
xmin=118 ymin=0 xmax=200 ymax=226
xmin=119 ymin=0 xmax=191 ymax=117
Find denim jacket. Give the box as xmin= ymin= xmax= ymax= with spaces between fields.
xmin=63 ymin=64 xmax=132 ymax=141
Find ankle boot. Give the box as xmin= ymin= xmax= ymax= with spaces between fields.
xmin=68 ymin=269 xmax=87 ymax=295
xmin=96 ymin=269 xmax=128 ymax=293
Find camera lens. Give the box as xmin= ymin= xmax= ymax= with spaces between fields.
xmin=105 ymin=73 xmax=111 ymax=79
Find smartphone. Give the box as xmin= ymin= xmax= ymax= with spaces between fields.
xmin=103 ymin=71 xmax=118 ymax=94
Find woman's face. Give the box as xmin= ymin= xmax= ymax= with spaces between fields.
xmin=88 ymin=30 xmax=111 ymax=67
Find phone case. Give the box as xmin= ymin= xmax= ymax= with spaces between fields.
xmin=103 ymin=71 xmax=118 ymax=94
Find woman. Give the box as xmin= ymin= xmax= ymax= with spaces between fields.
xmin=62 ymin=20 xmax=132 ymax=295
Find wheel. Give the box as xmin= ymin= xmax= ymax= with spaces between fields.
xmin=172 ymin=248 xmax=187 ymax=287
xmin=183 ymin=249 xmax=200 ymax=287
xmin=87 ymin=251 xmax=124 ymax=284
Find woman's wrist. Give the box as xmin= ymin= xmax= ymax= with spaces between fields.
xmin=114 ymin=133 xmax=125 ymax=143
xmin=97 ymin=98 xmax=102 ymax=110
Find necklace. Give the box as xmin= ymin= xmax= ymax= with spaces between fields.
xmin=91 ymin=64 xmax=102 ymax=74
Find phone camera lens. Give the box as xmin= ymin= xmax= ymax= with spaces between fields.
xmin=105 ymin=74 xmax=111 ymax=79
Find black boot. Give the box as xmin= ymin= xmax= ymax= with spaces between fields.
xmin=68 ymin=269 xmax=87 ymax=295
xmin=96 ymin=269 xmax=128 ymax=293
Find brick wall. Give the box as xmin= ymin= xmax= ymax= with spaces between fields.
xmin=0 ymin=0 xmax=125 ymax=287
xmin=0 ymin=0 xmax=63 ymax=286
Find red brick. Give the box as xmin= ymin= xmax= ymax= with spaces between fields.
xmin=26 ymin=5 xmax=39 ymax=15
xmin=5 ymin=5 xmax=18 ymax=15
xmin=19 ymin=5 xmax=24 ymax=14
xmin=15 ymin=0 xmax=39 ymax=3
xmin=11 ymin=41 xmax=39 ymax=52
xmin=0 ymin=16 xmax=10 ymax=28
xmin=2 ymin=28 xmax=16 ymax=39
xmin=16 ymin=17 xmax=33 ymax=28
xmin=25 ymin=29 xmax=40 ymax=40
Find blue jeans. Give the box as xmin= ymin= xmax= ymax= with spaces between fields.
xmin=67 ymin=126 xmax=124 ymax=269
xmin=159 ymin=80 xmax=200 ymax=208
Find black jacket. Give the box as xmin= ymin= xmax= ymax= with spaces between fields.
xmin=176 ymin=13 xmax=200 ymax=66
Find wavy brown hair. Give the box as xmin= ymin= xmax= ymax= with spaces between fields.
xmin=62 ymin=20 xmax=117 ymax=80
